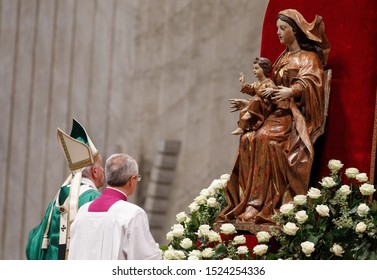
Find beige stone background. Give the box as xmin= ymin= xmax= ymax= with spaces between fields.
xmin=0 ymin=0 xmax=269 ymax=259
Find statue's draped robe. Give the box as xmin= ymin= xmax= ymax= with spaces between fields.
xmin=220 ymin=49 xmax=324 ymax=224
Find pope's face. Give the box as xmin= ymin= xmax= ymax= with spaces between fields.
xmin=276 ymin=19 xmax=296 ymax=46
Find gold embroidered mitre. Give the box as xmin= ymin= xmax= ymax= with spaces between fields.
xmin=57 ymin=119 xmax=100 ymax=171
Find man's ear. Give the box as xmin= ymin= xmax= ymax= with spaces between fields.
xmin=92 ymin=164 xmax=98 ymax=177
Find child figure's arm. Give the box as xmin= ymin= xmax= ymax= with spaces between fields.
xmin=240 ymin=83 xmax=255 ymax=95
xmin=239 ymin=72 xmax=255 ymax=96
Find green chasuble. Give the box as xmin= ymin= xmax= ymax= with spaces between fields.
xmin=26 ymin=185 xmax=100 ymax=260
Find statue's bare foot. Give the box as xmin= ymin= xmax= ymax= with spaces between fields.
xmin=236 ymin=206 xmax=258 ymax=222
xmin=231 ymin=127 xmax=244 ymax=135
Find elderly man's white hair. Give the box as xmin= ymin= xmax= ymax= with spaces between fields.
xmin=105 ymin=153 xmax=138 ymax=186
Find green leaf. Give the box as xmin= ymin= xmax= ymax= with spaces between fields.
xmin=352 ymin=241 xmax=371 ymax=260
xmin=308 ymin=235 xmax=319 ymax=245
xmin=352 ymin=239 xmax=368 ymax=251
xmin=213 ymin=243 xmax=228 ymax=259
xmin=265 ymin=252 xmax=278 ymax=260
xmin=371 ymin=200 xmax=377 ymax=213
xmin=159 ymin=245 xmax=168 ymax=251
xmin=368 ymin=251 xmax=375 ymax=260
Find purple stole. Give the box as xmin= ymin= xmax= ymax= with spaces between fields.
xmin=88 ymin=187 xmax=127 ymax=212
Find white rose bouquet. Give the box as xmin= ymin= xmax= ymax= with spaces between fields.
xmin=163 ymin=174 xmax=255 ymax=260
xmin=265 ymin=159 xmax=377 ymax=260
xmin=163 ymin=160 xmax=377 ymax=260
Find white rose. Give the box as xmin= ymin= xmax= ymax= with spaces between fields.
xmin=194 ymin=195 xmax=207 ymax=205
xmin=188 ymin=256 xmax=199 ymax=260
xmin=174 ymin=250 xmax=186 ymax=260
xmin=256 ymin=231 xmax=271 ymax=243
xmin=233 ymin=235 xmax=246 ymax=245
xmin=220 ymin=223 xmax=236 ymax=235
xmin=219 ymin=176 xmax=230 ymax=188
xmin=253 ymin=244 xmax=268 ymax=256
xmin=293 ymin=195 xmax=307 ymax=205
xmin=188 ymin=202 xmax=199 ymax=212
xmin=280 ymin=203 xmax=294 ymax=216
xmin=208 ymin=230 xmax=222 ymax=242
xmin=301 ymin=241 xmax=315 ymax=257
xmin=220 ymin=174 xmax=230 ymax=181
xmin=359 ymin=183 xmax=376 ymax=196
xmin=207 ymin=185 xmax=217 ymax=196
xmin=330 ymin=243 xmax=345 ymax=257
xmin=337 ymin=185 xmax=351 ymax=196
xmin=172 ymin=224 xmax=185 ymax=237
xmin=166 ymin=231 xmax=174 ymax=242
xmin=163 ymin=246 xmax=186 ymax=260
xmin=200 ymin=188 xmax=211 ymax=197
xmin=207 ymin=197 xmax=218 ymax=208
xmin=283 ymin=222 xmax=299 ymax=236
xmin=356 ymin=173 xmax=369 ymax=183
xmin=202 ymin=248 xmax=215 ymax=258
xmin=163 ymin=247 xmax=176 ymax=260
xmin=295 ymin=210 xmax=308 ymax=224
xmin=209 ymin=179 xmax=223 ymax=191
xmin=220 ymin=180 xmax=228 ymax=188
xmin=345 ymin=167 xmax=359 ymax=178
xmin=180 ymin=238 xmax=193 ymax=249
xmin=319 ymin=176 xmax=337 ymax=188
xmin=197 ymin=224 xmax=211 ymax=237
xmin=189 ymin=250 xmax=202 ymax=259
xmin=176 ymin=211 xmax=187 ymax=223
xmin=355 ymin=222 xmax=367 ymax=234
xmin=222 ymin=257 xmax=232 ymax=260
xmin=237 ymin=246 xmax=249 ymax=255
xmin=357 ymin=203 xmax=370 ymax=217
xmin=328 ymin=159 xmax=344 ymax=173
xmin=316 ymin=204 xmax=330 ymax=217
xmin=307 ymin=187 xmax=321 ymax=199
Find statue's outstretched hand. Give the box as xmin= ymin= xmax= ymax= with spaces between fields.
xmin=229 ymin=98 xmax=248 ymax=112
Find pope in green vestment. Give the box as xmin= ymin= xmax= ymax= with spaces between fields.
xmin=26 ymin=181 xmax=100 ymax=260
xmin=26 ymin=119 xmax=104 ymax=260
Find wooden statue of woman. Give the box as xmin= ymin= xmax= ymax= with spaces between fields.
xmin=217 ymin=9 xmax=331 ymax=226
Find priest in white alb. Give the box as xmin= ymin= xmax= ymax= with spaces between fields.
xmin=68 ymin=153 xmax=161 ymax=260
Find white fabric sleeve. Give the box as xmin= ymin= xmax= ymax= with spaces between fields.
xmin=123 ymin=210 xmax=162 ymax=260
